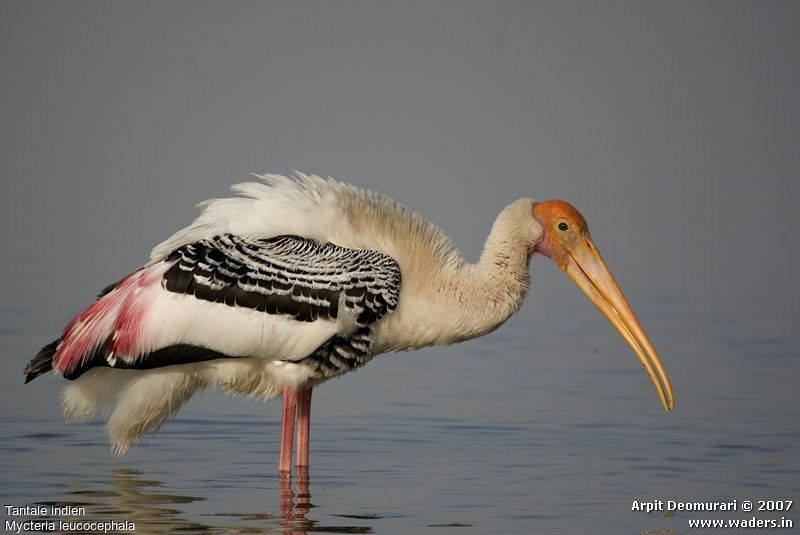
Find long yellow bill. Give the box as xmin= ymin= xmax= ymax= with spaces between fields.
xmin=562 ymin=238 xmax=674 ymax=411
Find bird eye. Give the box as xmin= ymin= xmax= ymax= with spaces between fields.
xmin=558 ymin=222 xmax=569 ymax=232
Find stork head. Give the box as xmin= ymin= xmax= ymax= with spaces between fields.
xmin=532 ymin=200 xmax=674 ymax=412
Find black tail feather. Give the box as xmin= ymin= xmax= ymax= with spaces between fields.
xmin=24 ymin=339 xmax=59 ymax=383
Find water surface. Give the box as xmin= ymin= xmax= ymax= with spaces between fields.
xmin=1 ymin=257 xmax=797 ymax=534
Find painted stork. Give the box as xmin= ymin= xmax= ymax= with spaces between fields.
xmin=24 ymin=173 xmax=674 ymax=473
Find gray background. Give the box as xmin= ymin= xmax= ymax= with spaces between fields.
xmin=1 ymin=2 xmax=798 ymax=533
xmin=2 ymin=1 xmax=798 ymax=323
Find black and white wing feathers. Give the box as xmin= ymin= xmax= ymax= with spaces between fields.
xmin=30 ymin=234 xmax=401 ymax=383
xmin=163 ymin=234 xmax=401 ymax=327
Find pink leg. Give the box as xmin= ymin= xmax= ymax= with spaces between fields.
xmin=296 ymin=388 xmax=313 ymax=467
xmin=279 ymin=386 xmax=298 ymax=473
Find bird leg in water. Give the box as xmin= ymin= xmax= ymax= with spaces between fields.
xmin=296 ymin=388 xmax=313 ymax=467
xmin=279 ymin=387 xmax=298 ymax=473
xmin=280 ymin=386 xmax=313 ymax=472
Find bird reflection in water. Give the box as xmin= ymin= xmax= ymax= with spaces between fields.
xmin=56 ymin=468 xmax=211 ymax=532
xmin=278 ymin=468 xmax=373 ymax=534
xmin=279 ymin=467 xmax=314 ymax=534
xmin=49 ymin=468 xmax=371 ymax=534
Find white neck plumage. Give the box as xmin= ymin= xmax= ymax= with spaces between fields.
xmin=373 ymin=199 xmax=538 ymax=352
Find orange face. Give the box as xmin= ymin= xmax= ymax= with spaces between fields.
xmin=532 ymin=200 xmax=590 ymax=268
xmin=531 ymin=199 xmax=674 ymax=412
xmin=533 ymin=199 xmax=588 ymax=231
